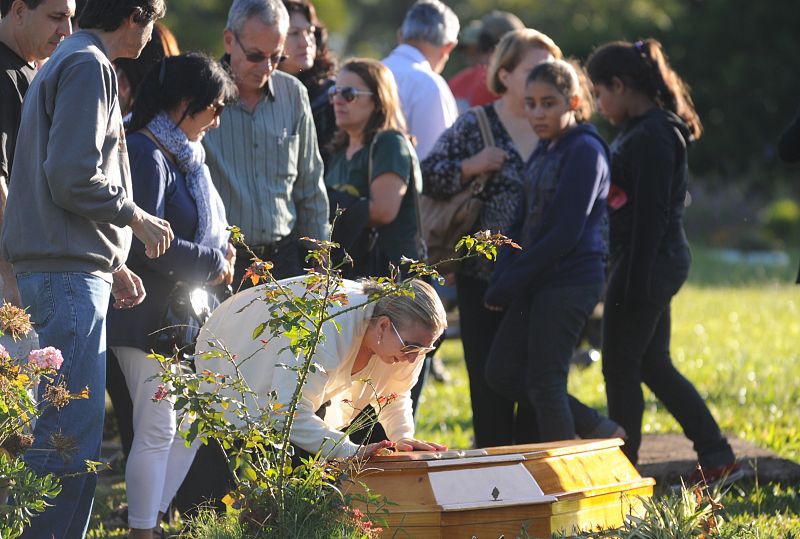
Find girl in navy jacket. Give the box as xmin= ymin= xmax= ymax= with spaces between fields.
xmin=484 ymin=60 xmax=620 ymax=442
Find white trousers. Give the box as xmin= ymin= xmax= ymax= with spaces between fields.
xmin=112 ymin=346 xmax=177 ymax=530
xmin=158 ymin=432 xmax=201 ymax=514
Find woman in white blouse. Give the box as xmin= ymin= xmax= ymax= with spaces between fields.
xmin=159 ymin=277 xmax=448 ymax=510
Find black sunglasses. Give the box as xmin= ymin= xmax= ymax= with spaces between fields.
xmin=209 ymin=101 xmax=225 ymax=119
xmin=327 ymin=86 xmax=374 ymax=103
xmin=233 ymin=32 xmax=287 ymax=67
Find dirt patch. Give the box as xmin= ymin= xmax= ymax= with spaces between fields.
xmin=638 ymin=433 xmax=800 ymax=487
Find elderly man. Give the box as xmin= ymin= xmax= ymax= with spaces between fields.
xmin=382 ymin=0 xmax=460 ymax=159
xmin=1 ymin=0 xmax=172 ymax=536
xmin=203 ymin=0 xmax=329 ymax=283
xmin=0 ymin=0 xmax=74 ymax=307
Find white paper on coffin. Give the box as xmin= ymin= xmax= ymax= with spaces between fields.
xmin=428 ymin=462 xmax=557 ymax=511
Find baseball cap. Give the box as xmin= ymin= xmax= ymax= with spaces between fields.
xmin=479 ymin=10 xmax=525 ymax=48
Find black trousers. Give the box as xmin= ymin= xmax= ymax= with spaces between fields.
xmin=105 ymin=350 xmax=134 ymax=457
xmin=232 ymin=235 xmax=303 ymax=291
xmin=602 ymin=257 xmax=734 ymax=467
xmin=485 ymin=283 xmax=610 ymax=442
xmin=456 ymin=273 xmax=539 ymax=447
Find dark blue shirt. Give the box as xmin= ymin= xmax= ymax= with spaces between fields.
xmin=484 ymin=123 xmax=610 ymax=307
xmin=107 ymin=132 xmax=225 ymax=351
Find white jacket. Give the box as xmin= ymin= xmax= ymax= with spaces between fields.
xmin=195 ymin=277 xmax=421 ymax=458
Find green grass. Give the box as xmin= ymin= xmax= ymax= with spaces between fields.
xmin=87 ymin=245 xmax=800 ymax=536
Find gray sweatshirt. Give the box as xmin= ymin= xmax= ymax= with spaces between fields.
xmin=1 ymin=31 xmax=136 ymax=279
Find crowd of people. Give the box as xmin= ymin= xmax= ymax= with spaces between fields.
xmin=0 ymin=0 xmax=745 ymax=537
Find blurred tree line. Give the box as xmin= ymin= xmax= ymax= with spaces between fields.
xmin=164 ymin=0 xmax=799 ymax=188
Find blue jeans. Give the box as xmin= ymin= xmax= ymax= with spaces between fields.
xmin=17 ymin=272 xmax=110 ymax=539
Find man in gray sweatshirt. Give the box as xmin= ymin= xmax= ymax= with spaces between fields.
xmin=0 ymin=1 xmax=171 ymax=536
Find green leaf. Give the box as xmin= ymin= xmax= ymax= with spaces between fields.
xmin=252 ymin=322 xmax=267 ymax=340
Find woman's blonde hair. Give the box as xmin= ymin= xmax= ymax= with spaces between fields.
xmin=329 ymin=58 xmax=407 ymax=154
xmin=487 ymin=28 xmax=562 ymax=95
xmin=365 ymin=279 xmax=447 ymax=337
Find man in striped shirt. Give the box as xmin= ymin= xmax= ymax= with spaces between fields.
xmin=204 ymin=0 xmax=329 ymax=283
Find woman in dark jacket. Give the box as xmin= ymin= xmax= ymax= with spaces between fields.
xmin=587 ymin=39 xmax=739 ymax=483
xmin=279 ymin=0 xmax=337 ymax=164
xmin=106 ymin=53 xmax=237 ymax=539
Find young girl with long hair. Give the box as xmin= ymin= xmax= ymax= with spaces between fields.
xmin=421 ymin=29 xmax=562 ymax=448
xmin=484 ymin=59 xmax=620 ymax=441
xmin=586 ymin=39 xmax=740 ymax=483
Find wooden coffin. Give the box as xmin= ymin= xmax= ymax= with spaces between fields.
xmin=348 ymin=438 xmax=654 ymax=538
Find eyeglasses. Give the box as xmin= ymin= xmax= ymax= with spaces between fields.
xmin=327 ymin=86 xmax=373 ymax=103
xmin=208 ymin=101 xmax=225 ymax=119
xmin=389 ymin=319 xmax=435 ymax=358
xmin=233 ymin=32 xmax=287 ymax=67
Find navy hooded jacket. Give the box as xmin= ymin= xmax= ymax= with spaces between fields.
xmin=484 ymin=123 xmax=610 ymax=307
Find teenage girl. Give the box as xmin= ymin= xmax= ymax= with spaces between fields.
xmin=484 ymin=59 xmax=619 ymax=441
xmin=587 ymin=39 xmax=740 ymax=481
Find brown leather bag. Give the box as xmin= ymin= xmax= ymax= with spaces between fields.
xmin=418 ymin=106 xmax=495 ymax=272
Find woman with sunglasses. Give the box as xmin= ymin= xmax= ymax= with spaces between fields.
xmin=279 ymin=0 xmax=337 ymax=164
xmin=324 ymin=58 xmax=423 ymax=279
xmin=105 ymin=52 xmax=237 ymax=539
xmin=157 ymin=276 xmax=449 ymax=505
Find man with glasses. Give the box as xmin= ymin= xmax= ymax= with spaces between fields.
xmin=203 ymin=0 xmax=329 ymax=284
xmin=1 ymin=0 xmax=172 ymax=536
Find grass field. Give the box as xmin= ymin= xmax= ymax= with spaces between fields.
xmin=86 ymin=246 xmax=800 ymax=537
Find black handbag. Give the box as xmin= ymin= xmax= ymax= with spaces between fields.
xmin=152 ymin=282 xmax=220 ymax=357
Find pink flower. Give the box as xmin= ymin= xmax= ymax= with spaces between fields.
xmin=28 ymin=347 xmax=64 ymax=370
xmin=153 ymin=384 xmax=169 ymax=402
xmin=376 ymin=392 xmax=398 ymax=406
xmin=0 ymin=343 xmax=9 ymax=360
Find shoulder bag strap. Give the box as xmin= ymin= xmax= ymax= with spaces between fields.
xmin=364 ymin=133 xmax=383 ymax=253
xmin=367 ymin=133 xmax=379 ymax=182
xmin=473 ymin=105 xmax=496 ymax=148
xmin=471 ymin=106 xmax=495 ymax=193
xmin=140 ymin=128 xmax=177 ymax=167
xmin=405 ymin=136 xmax=428 ymax=261
xmin=372 ymin=130 xmax=428 ymax=261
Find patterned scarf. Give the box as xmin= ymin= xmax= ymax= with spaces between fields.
xmin=146 ymin=112 xmax=229 ymax=252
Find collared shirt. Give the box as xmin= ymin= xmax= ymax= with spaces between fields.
xmin=382 ymin=44 xmax=459 ymax=160
xmin=202 ymin=70 xmax=329 ymax=246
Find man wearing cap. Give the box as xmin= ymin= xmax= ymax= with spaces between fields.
xmin=448 ymin=10 xmax=524 ymax=113
xmin=382 ymin=0 xmax=459 ymax=159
